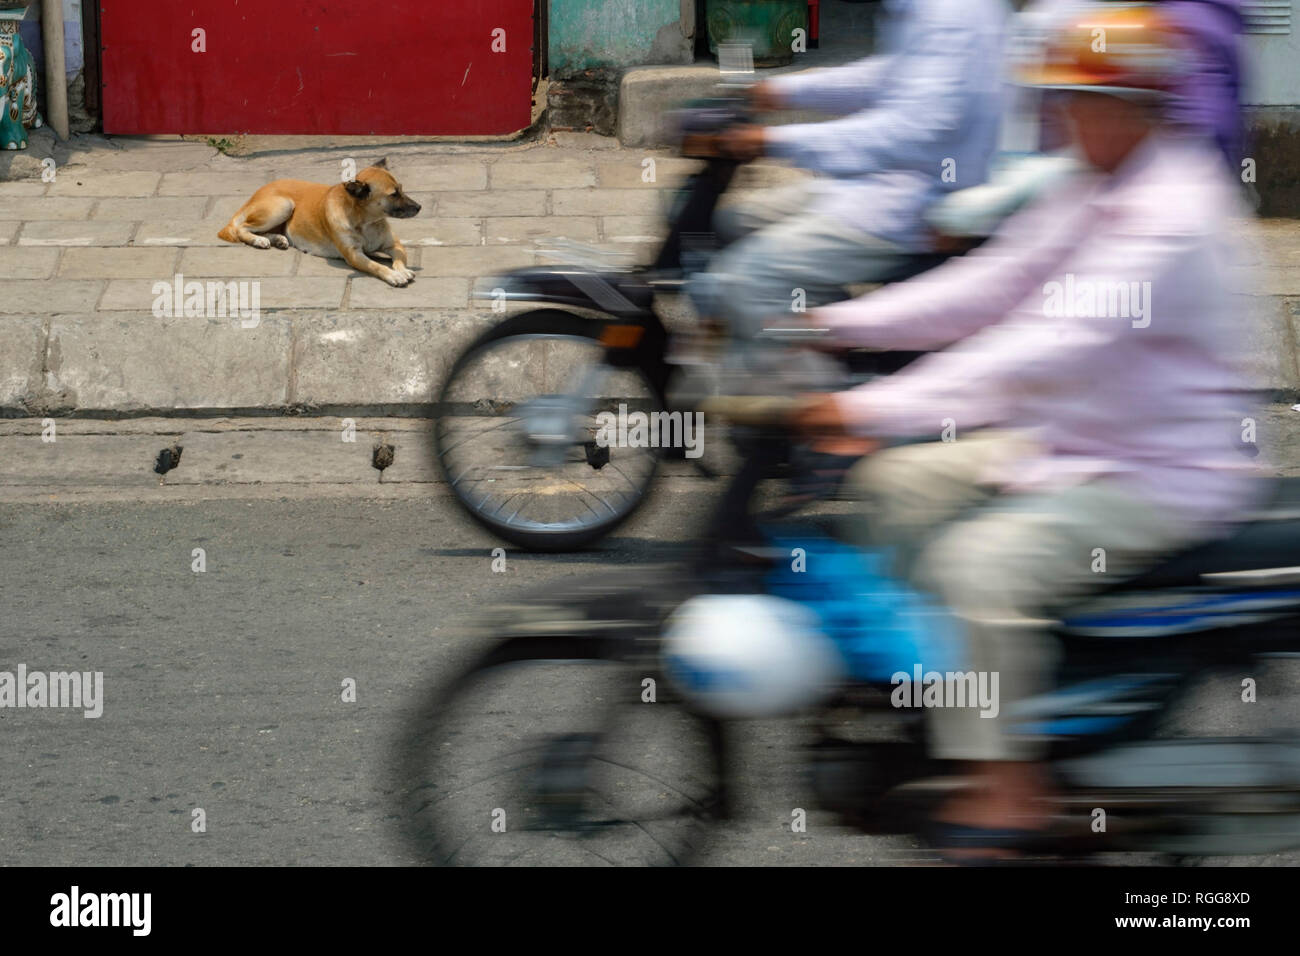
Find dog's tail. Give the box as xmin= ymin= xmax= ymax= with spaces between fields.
xmin=217 ymin=220 xmax=240 ymax=243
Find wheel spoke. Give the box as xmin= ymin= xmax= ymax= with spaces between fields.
xmin=434 ymin=321 xmax=664 ymax=546
xmin=396 ymin=656 xmax=718 ymax=866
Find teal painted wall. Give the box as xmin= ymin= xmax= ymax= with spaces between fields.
xmin=549 ymin=0 xmax=693 ymax=75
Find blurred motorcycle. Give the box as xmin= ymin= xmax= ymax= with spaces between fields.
xmin=434 ymin=64 xmax=951 ymax=551
xmin=395 ymin=399 xmax=1300 ymax=865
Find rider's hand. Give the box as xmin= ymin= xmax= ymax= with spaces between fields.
xmin=717 ymin=125 xmax=767 ymax=161
xmin=749 ymin=82 xmax=785 ymax=112
xmin=792 ymin=393 xmax=847 ymax=434
xmin=793 ymin=394 xmax=879 ymax=457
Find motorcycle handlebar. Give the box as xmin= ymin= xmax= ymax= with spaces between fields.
xmin=697 ymin=395 xmax=804 ymax=427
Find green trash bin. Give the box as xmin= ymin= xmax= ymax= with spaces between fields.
xmin=707 ymin=0 xmax=809 ymax=68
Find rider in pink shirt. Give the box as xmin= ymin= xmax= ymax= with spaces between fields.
xmin=794 ymin=2 xmax=1264 ymax=860
xmin=818 ymin=131 xmax=1259 ymax=530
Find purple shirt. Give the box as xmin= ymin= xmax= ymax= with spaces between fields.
xmin=817 ymin=134 xmax=1264 ymax=529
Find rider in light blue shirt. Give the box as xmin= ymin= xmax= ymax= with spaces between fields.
xmin=696 ymin=0 xmax=1009 ymax=344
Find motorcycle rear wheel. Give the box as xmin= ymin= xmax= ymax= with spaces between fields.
xmin=435 ymin=310 xmax=665 ymax=551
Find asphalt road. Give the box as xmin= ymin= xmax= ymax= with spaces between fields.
xmin=3 ymin=420 xmax=1300 ymax=866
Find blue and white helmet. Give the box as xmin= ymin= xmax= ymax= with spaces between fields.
xmin=663 ymin=594 xmax=846 ymax=718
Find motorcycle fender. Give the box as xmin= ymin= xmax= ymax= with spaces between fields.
xmin=475 ymin=267 xmax=653 ymax=316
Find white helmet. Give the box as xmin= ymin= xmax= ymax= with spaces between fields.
xmin=662 ymin=594 xmax=846 ymax=719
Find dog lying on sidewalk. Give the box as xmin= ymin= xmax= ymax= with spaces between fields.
xmin=218 ymin=158 xmax=421 ymax=286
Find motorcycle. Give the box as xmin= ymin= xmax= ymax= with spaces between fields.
xmin=433 ymin=86 xmax=949 ymax=551
xmin=394 ymin=400 xmax=1300 ymax=865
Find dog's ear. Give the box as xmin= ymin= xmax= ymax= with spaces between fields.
xmin=344 ymin=180 xmax=371 ymax=200
xmin=371 ymin=156 xmax=388 ymax=170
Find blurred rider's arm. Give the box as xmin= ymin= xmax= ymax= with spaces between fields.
xmin=830 ymin=224 xmax=1209 ymax=439
xmin=752 ymin=55 xmax=897 ymax=115
xmin=762 ymin=14 xmax=993 ymax=178
xmin=804 ymin=183 xmax=1093 ymax=352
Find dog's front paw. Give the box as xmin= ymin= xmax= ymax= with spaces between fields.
xmin=270 ymin=235 xmax=291 ymax=250
xmin=251 ymin=236 xmax=272 ymax=249
xmin=383 ymin=268 xmax=411 ymax=287
xmin=393 ymin=266 xmax=415 ymax=283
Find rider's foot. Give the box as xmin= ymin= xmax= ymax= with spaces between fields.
xmin=932 ymin=761 xmax=1054 ymax=863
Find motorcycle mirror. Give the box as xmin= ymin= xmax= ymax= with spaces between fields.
xmin=717 ymin=41 xmax=756 ymax=88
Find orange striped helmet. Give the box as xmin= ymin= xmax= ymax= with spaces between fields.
xmin=1015 ymin=2 xmax=1189 ymax=99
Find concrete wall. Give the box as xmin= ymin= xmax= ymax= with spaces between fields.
xmin=1241 ymin=3 xmax=1300 ymax=215
xmin=1244 ymin=1 xmax=1299 ymax=105
xmin=548 ymin=0 xmax=694 ymax=76
xmin=9 ymin=0 xmax=83 ymax=76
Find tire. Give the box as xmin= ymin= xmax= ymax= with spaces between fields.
xmin=392 ymin=635 xmax=727 ymax=866
xmin=434 ymin=309 xmax=666 ymax=551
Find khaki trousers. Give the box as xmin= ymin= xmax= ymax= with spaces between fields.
xmin=845 ymin=433 xmax=1200 ymax=761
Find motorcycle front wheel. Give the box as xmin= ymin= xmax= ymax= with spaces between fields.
xmin=392 ymin=635 xmax=727 ymax=866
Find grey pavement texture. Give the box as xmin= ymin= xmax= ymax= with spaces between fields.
xmin=0 ymin=411 xmax=1298 ymax=866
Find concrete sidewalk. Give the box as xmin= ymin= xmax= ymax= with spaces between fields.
xmin=0 ymin=132 xmax=1298 ymax=416
xmin=0 ymin=131 xmax=815 ymax=416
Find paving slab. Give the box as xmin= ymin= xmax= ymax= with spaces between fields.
xmin=490 ymin=160 xmax=597 ymax=189
xmin=204 ymin=195 xmax=254 ymax=220
xmin=599 ymin=215 xmax=667 ymax=242
xmin=386 ymin=163 xmax=488 ymax=192
xmin=434 ymin=190 xmax=547 ymax=218
xmin=345 ymin=277 xmax=470 ymax=310
xmin=92 ymin=197 xmax=210 ymax=221
xmin=179 ymin=245 xmax=300 ymax=278
xmin=17 ymin=221 xmax=134 ymax=246
xmin=0 ymin=182 xmax=49 ymax=197
xmin=417 ymin=246 xmax=535 ymax=277
xmin=392 ymin=217 xmax=482 ymax=247
xmin=293 ymin=246 xmax=424 ymax=277
xmin=46 ymin=170 xmax=162 ymax=198
xmin=595 ymin=156 xmax=698 ymax=188
xmin=132 ymin=219 xmax=233 ymax=247
xmin=58 ymin=247 xmax=180 ymax=279
xmin=0 ymin=279 xmax=104 ymax=313
xmin=4 ymin=197 xmax=97 ymax=221
xmin=484 ymin=216 xmax=599 ymax=244
xmin=98 ymin=276 xmax=347 ymax=312
xmin=157 ymin=171 xmax=283 ymax=196
xmin=551 ymin=188 xmax=668 ymax=217
xmin=0 ymin=246 xmax=62 ymax=279
xmin=549 ymin=131 xmax=622 ymax=150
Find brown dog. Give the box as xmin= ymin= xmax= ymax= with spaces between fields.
xmin=218 ymin=158 xmax=421 ymax=286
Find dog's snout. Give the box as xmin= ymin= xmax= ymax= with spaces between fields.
xmin=400 ymin=200 xmax=422 ymax=218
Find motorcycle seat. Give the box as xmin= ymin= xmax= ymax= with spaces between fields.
xmin=1107 ymin=478 xmax=1300 ymax=591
